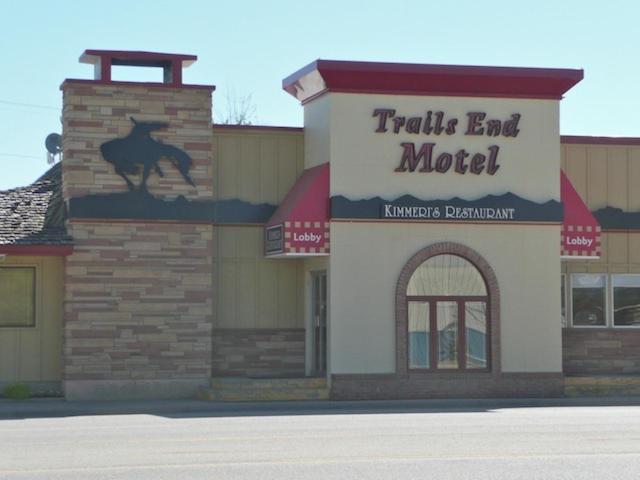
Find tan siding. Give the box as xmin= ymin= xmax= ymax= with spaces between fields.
xmin=561 ymin=143 xmax=640 ymax=276
xmin=0 ymin=256 xmax=63 ymax=383
xmin=211 ymin=128 xmax=305 ymax=330
xmin=565 ymin=145 xmax=588 ymax=199
xmin=607 ymin=148 xmax=628 ymax=210
xmin=629 ymin=234 xmax=640 ymax=265
xmin=212 ymin=127 xmax=304 ymax=204
xmin=587 ymin=147 xmax=607 ymax=209
xmin=259 ymin=137 xmax=279 ymax=204
xmin=629 ymin=148 xmax=640 ymax=210
xmin=562 ymin=143 xmax=640 ymax=212
xmin=258 ymin=261 xmax=279 ymax=328
xmin=213 ymin=226 xmax=304 ymax=329
xmin=608 ymin=232 xmax=628 ymax=265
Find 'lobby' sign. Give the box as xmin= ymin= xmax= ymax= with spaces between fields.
xmin=373 ymin=109 xmax=521 ymax=175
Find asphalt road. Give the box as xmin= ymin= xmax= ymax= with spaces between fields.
xmin=2 ymin=401 xmax=640 ymax=479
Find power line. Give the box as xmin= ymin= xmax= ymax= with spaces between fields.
xmin=0 ymin=100 xmax=58 ymax=111
xmin=0 ymin=153 xmax=43 ymax=160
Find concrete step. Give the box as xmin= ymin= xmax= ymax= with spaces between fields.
xmin=198 ymin=377 xmax=330 ymax=402
xmin=565 ymin=376 xmax=640 ymax=397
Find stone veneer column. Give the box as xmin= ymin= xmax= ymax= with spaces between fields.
xmin=61 ymin=80 xmax=214 ymax=400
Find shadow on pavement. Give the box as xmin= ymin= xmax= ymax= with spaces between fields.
xmin=2 ymin=396 xmax=640 ymax=421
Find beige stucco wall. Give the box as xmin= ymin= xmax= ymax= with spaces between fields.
xmin=326 ymin=93 xmax=561 ymax=202
xmin=305 ymin=90 xmax=564 ymax=376
xmin=0 ymin=256 xmax=63 ymax=384
xmin=303 ymin=96 xmax=331 ymax=169
xmin=329 ymin=222 xmax=563 ymax=374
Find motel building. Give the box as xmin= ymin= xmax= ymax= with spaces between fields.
xmin=1 ymin=49 xmax=640 ymax=401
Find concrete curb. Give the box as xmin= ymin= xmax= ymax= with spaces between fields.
xmin=2 ymin=396 xmax=640 ymax=420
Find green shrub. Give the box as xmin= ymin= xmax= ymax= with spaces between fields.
xmin=3 ymin=383 xmax=31 ymax=400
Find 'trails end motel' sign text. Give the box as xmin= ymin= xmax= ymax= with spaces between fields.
xmin=373 ymin=109 xmax=521 ymax=176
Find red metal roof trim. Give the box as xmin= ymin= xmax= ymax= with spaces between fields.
xmin=284 ymin=60 xmax=583 ymax=103
xmin=561 ymin=135 xmax=640 ymax=146
xmin=0 ymin=245 xmax=73 ymax=256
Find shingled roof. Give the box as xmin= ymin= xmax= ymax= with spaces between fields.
xmin=0 ymin=163 xmax=72 ymax=246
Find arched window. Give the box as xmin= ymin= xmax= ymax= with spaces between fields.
xmin=406 ymin=254 xmax=490 ymax=371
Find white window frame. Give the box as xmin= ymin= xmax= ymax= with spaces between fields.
xmin=610 ymin=273 xmax=640 ymax=329
xmin=569 ymin=273 xmax=608 ymax=329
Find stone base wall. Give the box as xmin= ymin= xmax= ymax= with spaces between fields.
xmin=330 ymin=373 xmax=564 ymax=400
xmin=63 ymin=221 xmax=213 ymax=396
xmin=563 ymin=329 xmax=640 ymax=375
xmin=64 ymin=379 xmax=207 ymax=401
xmin=212 ymin=328 xmax=305 ymax=378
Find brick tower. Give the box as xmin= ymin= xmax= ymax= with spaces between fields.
xmin=61 ymin=50 xmax=214 ymax=399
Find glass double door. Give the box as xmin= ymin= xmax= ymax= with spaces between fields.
xmin=408 ymin=297 xmax=488 ymax=371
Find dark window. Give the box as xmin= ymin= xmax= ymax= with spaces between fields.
xmin=612 ymin=275 xmax=640 ymax=327
xmin=571 ymin=274 xmax=606 ymax=327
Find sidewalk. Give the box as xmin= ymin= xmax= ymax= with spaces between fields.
xmin=2 ymin=395 xmax=640 ymax=420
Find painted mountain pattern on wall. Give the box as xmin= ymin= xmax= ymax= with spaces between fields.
xmin=69 ymin=191 xmax=276 ymax=224
xmin=331 ymin=192 xmax=563 ymax=222
xmin=593 ymin=207 xmax=640 ymax=230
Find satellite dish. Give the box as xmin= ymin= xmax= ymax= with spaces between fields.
xmin=45 ymin=133 xmax=62 ymax=154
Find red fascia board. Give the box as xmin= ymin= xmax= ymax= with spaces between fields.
xmin=0 ymin=245 xmax=73 ymax=256
xmin=81 ymin=50 xmax=197 ymax=66
xmin=60 ymin=79 xmax=216 ymax=92
xmin=561 ymin=135 xmax=640 ymax=146
xmin=284 ymin=59 xmax=584 ymax=100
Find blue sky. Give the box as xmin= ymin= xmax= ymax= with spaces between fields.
xmin=1 ymin=0 xmax=638 ymax=189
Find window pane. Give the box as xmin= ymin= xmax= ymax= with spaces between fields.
xmin=407 ymin=254 xmax=487 ymax=297
xmin=408 ymin=302 xmax=429 ymax=368
xmin=0 ymin=267 xmax=35 ymax=327
xmin=437 ymin=301 xmax=458 ymax=368
xmin=465 ymin=301 xmax=487 ymax=368
xmin=571 ymin=274 xmax=606 ymax=326
xmin=613 ymin=275 xmax=640 ymax=326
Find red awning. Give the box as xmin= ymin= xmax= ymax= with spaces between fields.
xmin=561 ymin=170 xmax=601 ymax=259
xmin=265 ymin=163 xmax=329 ymax=257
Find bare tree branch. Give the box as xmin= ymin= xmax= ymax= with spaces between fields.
xmin=217 ymin=89 xmax=257 ymax=125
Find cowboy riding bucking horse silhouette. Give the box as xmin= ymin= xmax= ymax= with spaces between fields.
xmin=100 ymin=117 xmax=195 ymax=192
